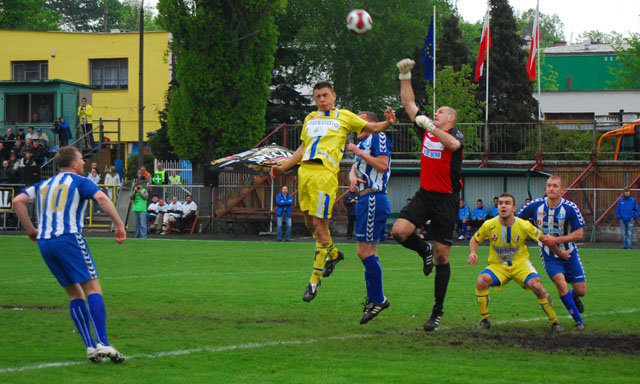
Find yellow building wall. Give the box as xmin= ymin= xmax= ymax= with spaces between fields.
xmin=0 ymin=30 xmax=171 ymax=143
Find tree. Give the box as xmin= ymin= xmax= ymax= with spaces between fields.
xmin=111 ymin=0 xmax=162 ymax=31
xmin=157 ymin=0 xmax=285 ymax=179
xmin=576 ymin=30 xmax=622 ymax=44
xmin=478 ymin=0 xmax=538 ymax=123
xmin=438 ymin=13 xmax=470 ymax=71
xmin=517 ymin=9 xmax=565 ymax=47
xmin=285 ymin=0 xmax=456 ymax=113
xmin=266 ymin=7 xmax=314 ymax=126
xmin=148 ymin=91 xmax=179 ymax=161
xmin=609 ymin=33 xmax=640 ymax=89
xmin=426 ymin=65 xmax=481 ymax=124
xmin=0 ymin=0 xmax=59 ymax=30
xmin=46 ymin=0 xmax=103 ymax=31
xmin=45 ymin=0 xmax=160 ymax=32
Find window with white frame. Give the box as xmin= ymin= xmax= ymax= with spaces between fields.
xmin=12 ymin=61 xmax=48 ymax=81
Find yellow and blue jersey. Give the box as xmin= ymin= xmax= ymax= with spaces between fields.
xmin=300 ymin=109 xmax=367 ymax=174
xmin=474 ymin=216 xmax=542 ymax=265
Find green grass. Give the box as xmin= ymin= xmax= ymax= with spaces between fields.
xmin=0 ymin=236 xmax=639 ymax=383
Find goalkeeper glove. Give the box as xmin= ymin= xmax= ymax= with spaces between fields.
xmin=415 ymin=115 xmax=435 ymax=133
xmin=396 ymin=58 xmax=415 ymax=80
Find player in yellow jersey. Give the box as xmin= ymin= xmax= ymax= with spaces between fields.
xmin=468 ymin=193 xmax=568 ymax=332
xmin=270 ymin=81 xmax=396 ymax=302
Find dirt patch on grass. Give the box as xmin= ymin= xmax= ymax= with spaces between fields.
xmin=0 ymin=305 xmax=64 ymax=311
xmin=477 ymin=331 xmax=640 ymax=355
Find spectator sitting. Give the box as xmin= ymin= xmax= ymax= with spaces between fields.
xmin=177 ymin=194 xmax=198 ymax=233
xmin=2 ymin=128 xmax=16 ymax=152
xmin=161 ymin=196 xmax=182 ymax=235
xmin=146 ymin=196 xmax=160 ymax=229
xmin=103 ymin=165 xmax=121 ymax=201
xmin=487 ymin=196 xmax=499 ymax=219
xmin=18 ymin=151 xmax=40 ymax=186
xmin=150 ymin=198 xmax=169 ymax=233
xmin=457 ymin=199 xmax=471 ymax=240
xmin=0 ymin=159 xmax=17 ymax=184
xmin=34 ymin=128 xmax=49 ymax=148
xmin=16 ymin=128 xmax=26 ymax=141
xmin=0 ymin=142 xmax=7 ymax=162
xmin=20 ymin=139 xmax=33 ymax=158
xmin=13 ymin=140 xmax=24 ymax=158
xmin=31 ymin=140 xmax=45 ymax=166
xmin=8 ymin=152 xmax=20 ymax=172
xmin=468 ymin=199 xmax=487 ymax=236
xmin=25 ymin=126 xmax=37 ymax=141
xmin=402 ymin=197 xmax=412 ymax=212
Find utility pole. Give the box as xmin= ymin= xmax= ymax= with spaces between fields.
xmin=104 ymin=2 xmax=108 ymax=32
xmin=138 ymin=0 xmax=145 ymax=170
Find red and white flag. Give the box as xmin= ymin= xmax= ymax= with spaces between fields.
xmin=526 ymin=5 xmax=540 ymax=81
xmin=475 ymin=10 xmax=492 ymax=82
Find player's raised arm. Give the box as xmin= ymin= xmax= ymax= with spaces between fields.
xmin=362 ymin=107 xmax=395 ymax=134
xmin=270 ymin=143 xmax=304 ymax=179
xmin=396 ymin=59 xmax=419 ymax=120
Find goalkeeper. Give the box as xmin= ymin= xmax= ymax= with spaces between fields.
xmin=391 ymin=58 xmax=464 ymax=332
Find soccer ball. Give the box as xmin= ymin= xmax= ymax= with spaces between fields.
xmin=346 ymin=9 xmax=372 ymax=35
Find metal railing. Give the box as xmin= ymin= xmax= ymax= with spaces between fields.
xmin=263 ymin=120 xmax=634 ymax=161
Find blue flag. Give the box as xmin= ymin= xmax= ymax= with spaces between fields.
xmin=422 ymin=16 xmax=435 ymax=81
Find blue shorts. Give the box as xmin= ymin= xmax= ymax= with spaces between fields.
xmin=38 ymin=233 xmax=99 ymax=287
xmin=355 ymin=192 xmax=390 ymax=243
xmin=541 ymin=252 xmax=586 ymax=283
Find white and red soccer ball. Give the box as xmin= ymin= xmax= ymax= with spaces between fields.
xmin=346 ymin=9 xmax=372 ymax=35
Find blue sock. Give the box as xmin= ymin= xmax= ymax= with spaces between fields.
xmin=560 ymin=292 xmax=583 ymax=323
xmin=87 ymin=293 xmax=109 ymax=346
xmin=362 ymin=255 xmax=384 ymax=304
xmin=69 ymin=299 xmax=96 ymax=349
xmin=461 ymin=223 xmax=467 ymax=235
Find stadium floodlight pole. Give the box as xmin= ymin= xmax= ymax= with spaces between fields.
xmin=432 ymin=4 xmax=437 ymax=118
xmin=138 ymin=0 xmax=145 ymax=171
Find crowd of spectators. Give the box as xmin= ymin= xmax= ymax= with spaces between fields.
xmin=0 ymin=127 xmax=54 ymax=186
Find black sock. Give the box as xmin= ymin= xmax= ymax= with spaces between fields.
xmin=433 ymin=263 xmax=451 ymax=312
xmin=399 ymin=233 xmax=427 ymax=255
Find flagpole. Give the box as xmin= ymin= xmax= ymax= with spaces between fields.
xmin=484 ymin=5 xmax=490 ymax=156
xmin=433 ymin=5 xmax=437 ymax=117
xmin=536 ymin=0 xmax=542 ymax=121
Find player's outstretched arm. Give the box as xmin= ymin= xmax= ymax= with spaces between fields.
xmin=363 ymin=107 xmax=395 ymax=134
xmin=347 ymin=142 xmax=389 ymax=173
xmin=13 ymin=193 xmax=37 ymax=242
xmin=270 ymin=144 xmax=304 ymax=179
xmin=94 ymin=190 xmax=126 ymax=243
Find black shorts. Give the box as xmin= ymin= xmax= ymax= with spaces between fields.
xmin=400 ymin=188 xmax=459 ymax=246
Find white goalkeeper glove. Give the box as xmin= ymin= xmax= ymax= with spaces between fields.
xmin=415 ymin=115 xmax=435 ymax=133
xmin=396 ymin=58 xmax=415 ymax=80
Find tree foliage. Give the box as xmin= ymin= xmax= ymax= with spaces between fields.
xmin=158 ymin=0 xmax=285 ymax=175
xmin=576 ymin=30 xmax=622 ymax=44
xmin=516 ymin=9 xmax=565 ymax=47
xmin=0 ymin=0 xmax=59 ymax=30
xmin=609 ymin=33 xmax=640 ymax=89
xmin=45 ymin=0 xmax=158 ymax=32
xmin=478 ymin=0 xmax=538 ymax=123
xmin=148 ymin=91 xmax=179 ymax=161
xmin=426 ymin=65 xmax=481 ymax=124
xmin=283 ymin=0 xmax=456 ymax=113
xmin=438 ymin=13 xmax=470 ymax=71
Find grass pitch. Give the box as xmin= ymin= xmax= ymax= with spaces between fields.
xmin=1 ymin=235 xmax=639 ymax=383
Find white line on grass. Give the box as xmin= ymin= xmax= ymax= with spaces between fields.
xmin=1 ymin=307 xmax=638 ymax=374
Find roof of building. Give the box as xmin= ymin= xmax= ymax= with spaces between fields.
xmin=0 ymin=79 xmax=93 ymax=88
xmin=544 ymin=42 xmax=630 ymax=56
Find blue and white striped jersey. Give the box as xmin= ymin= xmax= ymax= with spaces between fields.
xmin=353 ymin=132 xmax=391 ymax=193
xmin=517 ymin=196 xmax=585 ymax=258
xmin=22 ymin=172 xmax=101 ymax=239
